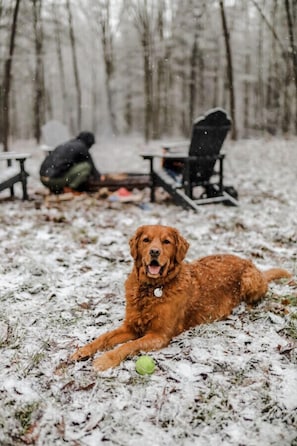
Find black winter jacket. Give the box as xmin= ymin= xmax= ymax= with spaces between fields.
xmin=40 ymin=136 xmax=100 ymax=180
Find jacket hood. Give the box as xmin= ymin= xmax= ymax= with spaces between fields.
xmin=76 ymin=131 xmax=95 ymax=148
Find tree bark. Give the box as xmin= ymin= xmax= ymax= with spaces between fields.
xmin=219 ymin=0 xmax=237 ymax=139
xmin=242 ymin=2 xmax=250 ymax=137
xmin=33 ymin=0 xmax=45 ymax=143
xmin=1 ymin=0 xmax=21 ymax=151
xmin=265 ymin=0 xmax=280 ymax=134
xmin=285 ymin=0 xmax=297 ymax=133
xmin=251 ymin=0 xmax=286 ymax=53
xmin=189 ymin=32 xmax=198 ymax=127
xmin=98 ymin=0 xmax=118 ymax=135
xmin=153 ymin=1 xmax=164 ymax=139
xmin=53 ymin=3 xmax=68 ymax=125
xmin=66 ymin=0 xmax=82 ymax=131
xmin=133 ymin=0 xmax=153 ymax=142
xmin=255 ymin=0 xmax=265 ymax=135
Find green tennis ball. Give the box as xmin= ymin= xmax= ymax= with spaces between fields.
xmin=135 ymin=355 xmax=156 ymax=375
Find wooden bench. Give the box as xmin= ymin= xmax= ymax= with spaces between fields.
xmin=0 ymin=152 xmax=31 ymax=200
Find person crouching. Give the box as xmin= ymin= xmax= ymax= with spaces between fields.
xmin=40 ymin=131 xmax=101 ymax=194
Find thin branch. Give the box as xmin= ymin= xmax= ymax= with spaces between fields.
xmin=250 ymin=0 xmax=286 ymax=55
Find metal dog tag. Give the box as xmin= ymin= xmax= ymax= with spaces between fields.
xmin=154 ymin=287 xmax=163 ymax=298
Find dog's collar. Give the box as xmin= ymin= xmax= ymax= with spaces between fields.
xmin=153 ymin=287 xmax=163 ymax=298
xmin=139 ymin=283 xmax=164 ymax=298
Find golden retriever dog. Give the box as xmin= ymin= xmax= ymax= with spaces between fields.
xmin=71 ymin=225 xmax=291 ymax=371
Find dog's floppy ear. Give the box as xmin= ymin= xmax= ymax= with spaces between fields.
xmin=129 ymin=226 xmax=144 ymax=263
xmin=174 ymin=229 xmax=189 ymax=264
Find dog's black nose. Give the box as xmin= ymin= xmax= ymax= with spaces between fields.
xmin=150 ymin=248 xmax=160 ymax=257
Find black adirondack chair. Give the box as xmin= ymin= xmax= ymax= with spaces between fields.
xmin=142 ymin=108 xmax=238 ymax=210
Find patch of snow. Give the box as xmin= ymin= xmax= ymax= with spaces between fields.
xmin=0 ymin=137 xmax=296 ymax=445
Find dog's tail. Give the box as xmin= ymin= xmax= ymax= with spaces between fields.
xmin=263 ymin=268 xmax=291 ymax=283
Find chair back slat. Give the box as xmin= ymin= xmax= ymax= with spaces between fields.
xmin=188 ymin=108 xmax=231 ymax=183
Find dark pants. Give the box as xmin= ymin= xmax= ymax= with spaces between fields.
xmin=40 ymin=162 xmax=92 ymax=193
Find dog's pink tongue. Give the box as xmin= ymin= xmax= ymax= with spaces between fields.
xmin=148 ymin=265 xmax=161 ymax=275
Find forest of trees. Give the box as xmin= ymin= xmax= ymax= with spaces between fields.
xmin=0 ymin=0 xmax=297 ymax=151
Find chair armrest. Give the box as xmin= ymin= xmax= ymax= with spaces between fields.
xmin=141 ymin=153 xmax=188 ymax=161
xmin=0 ymin=152 xmax=31 ymax=171
xmin=0 ymin=152 xmax=31 ymax=162
xmin=189 ymin=153 xmax=225 ymax=161
xmin=162 ymin=140 xmax=189 ymax=151
xmin=141 ymin=154 xmax=156 ymax=160
xmin=39 ymin=144 xmax=54 ymax=154
xmin=142 ymin=153 xmax=224 ymax=161
xmin=176 ymin=153 xmax=225 ymax=160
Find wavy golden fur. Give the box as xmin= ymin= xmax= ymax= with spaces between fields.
xmin=71 ymin=225 xmax=291 ymax=371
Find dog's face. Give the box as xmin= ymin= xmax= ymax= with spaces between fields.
xmin=129 ymin=225 xmax=189 ymax=281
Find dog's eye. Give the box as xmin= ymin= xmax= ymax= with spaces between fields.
xmin=143 ymin=237 xmax=150 ymax=243
xmin=163 ymin=239 xmax=171 ymax=245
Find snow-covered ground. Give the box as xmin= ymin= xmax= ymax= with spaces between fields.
xmin=0 ymin=136 xmax=296 ymax=445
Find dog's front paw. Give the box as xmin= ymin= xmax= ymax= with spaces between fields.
xmin=70 ymin=346 xmax=93 ymax=362
xmin=93 ymin=352 xmax=121 ymax=371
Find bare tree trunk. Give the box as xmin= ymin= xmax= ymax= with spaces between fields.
xmin=243 ymin=54 xmax=251 ymax=137
xmin=255 ymin=0 xmax=265 ymax=135
xmin=282 ymin=60 xmax=291 ymax=133
xmin=91 ymin=58 xmax=99 ymax=135
xmin=153 ymin=1 xmax=164 ymax=139
xmin=197 ymin=43 xmax=205 ymax=110
xmin=123 ymin=51 xmax=133 ymax=134
xmin=33 ymin=0 xmax=45 ymax=143
xmin=192 ymin=6 xmax=206 ymax=116
xmin=212 ymin=41 xmax=221 ymax=109
xmin=124 ymin=88 xmax=132 ymax=134
xmin=98 ymin=0 xmax=117 ymax=135
xmin=251 ymin=0 xmax=285 ymax=53
xmin=242 ymin=2 xmax=250 ymax=137
xmin=163 ymin=45 xmax=173 ymax=135
xmin=189 ymin=32 xmax=198 ymax=126
xmin=265 ymin=0 xmax=280 ymax=134
xmin=181 ymin=72 xmax=188 ymax=136
xmin=285 ymin=0 xmax=297 ymax=133
xmin=219 ymin=0 xmax=237 ymax=139
xmin=0 ymin=1 xmax=3 ymax=142
xmin=1 ymin=0 xmax=21 ymax=151
xmin=252 ymin=0 xmax=290 ymax=135
xmin=133 ymin=0 xmax=153 ymax=142
xmin=52 ymin=3 xmax=68 ymax=125
xmin=143 ymin=30 xmax=153 ymax=142
xmin=66 ymin=0 xmax=81 ymax=131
